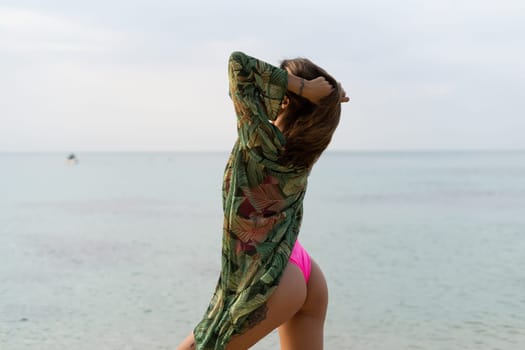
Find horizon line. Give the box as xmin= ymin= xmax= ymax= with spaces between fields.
xmin=1 ymin=148 xmax=524 ymax=154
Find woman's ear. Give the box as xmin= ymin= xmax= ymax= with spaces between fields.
xmin=281 ymin=95 xmax=290 ymax=110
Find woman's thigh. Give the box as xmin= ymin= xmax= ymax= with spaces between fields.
xmin=176 ymin=332 xmax=196 ymax=350
xmin=225 ymin=262 xmax=307 ymax=350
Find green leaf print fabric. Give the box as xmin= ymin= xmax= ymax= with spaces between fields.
xmin=193 ymin=52 xmax=309 ymax=349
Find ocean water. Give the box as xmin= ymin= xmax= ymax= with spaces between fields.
xmin=1 ymin=151 xmax=524 ymax=350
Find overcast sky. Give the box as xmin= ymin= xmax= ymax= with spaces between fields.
xmin=1 ymin=0 xmax=524 ymax=152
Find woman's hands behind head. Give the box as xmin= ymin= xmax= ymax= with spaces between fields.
xmin=303 ymin=78 xmax=350 ymax=105
xmin=302 ymin=77 xmax=333 ymax=105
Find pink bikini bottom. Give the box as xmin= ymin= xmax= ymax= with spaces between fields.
xmin=289 ymin=240 xmax=312 ymax=283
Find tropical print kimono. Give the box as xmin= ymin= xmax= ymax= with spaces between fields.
xmin=193 ymin=52 xmax=309 ymax=349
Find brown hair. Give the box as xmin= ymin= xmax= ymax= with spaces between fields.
xmin=279 ymin=58 xmax=341 ymax=169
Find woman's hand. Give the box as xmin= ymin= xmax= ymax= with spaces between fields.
xmin=302 ymin=77 xmax=334 ymax=105
xmin=303 ymin=78 xmax=351 ymax=105
xmin=288 ymin=73 xmax=350 ymax=105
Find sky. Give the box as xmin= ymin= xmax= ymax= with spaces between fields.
xmin=1 ymin=0 xmax=524 ymax=152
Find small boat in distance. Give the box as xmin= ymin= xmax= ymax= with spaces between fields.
xmin=66 ymin=153 xmax=79 ymax=165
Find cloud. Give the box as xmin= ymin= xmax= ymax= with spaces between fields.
xmin=1 ymin=1 xmax=524 ymax=151
xmin=0 ymin=6 xmax=125 ymax=55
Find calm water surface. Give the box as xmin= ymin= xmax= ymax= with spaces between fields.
xmin=1 ymin=151 xmax=524 ymax=349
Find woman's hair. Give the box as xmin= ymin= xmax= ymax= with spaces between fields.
xmin=279 ymin=58 xmax=341 ymax=169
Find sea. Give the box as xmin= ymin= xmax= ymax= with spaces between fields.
xmin=1 ymin=151 xmax=524 ymax=350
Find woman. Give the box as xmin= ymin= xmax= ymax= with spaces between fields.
xmin=177 ymin=51 xmax=349 ymax=350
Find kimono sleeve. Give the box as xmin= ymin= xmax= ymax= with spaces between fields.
xmin=228 ymin=51 xmax=288 ymax=155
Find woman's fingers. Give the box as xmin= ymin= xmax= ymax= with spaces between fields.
xmin=305 ymin=78 xmax=351 ymax=104
xmin=338 ymin=83 xmax=350 ymax=103
xmin=304 ymin=77 xmax=333 ymax=104
xmin=312 ymin=77 xmax=334 ymax=96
